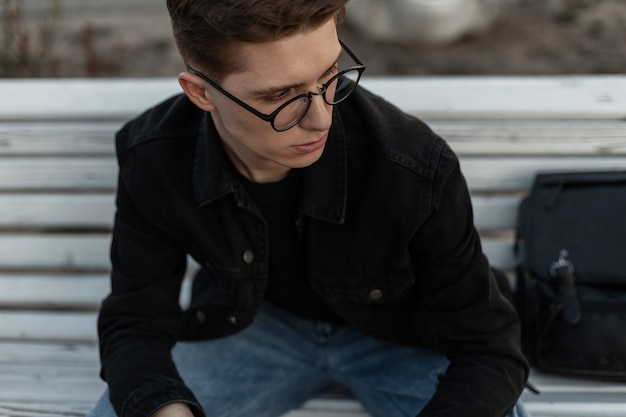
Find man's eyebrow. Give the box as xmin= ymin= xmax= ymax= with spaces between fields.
xmin=250 ymin=82 xmax=307 ymax=97
xmin=250 ymin=49 xmax=343 ymax=97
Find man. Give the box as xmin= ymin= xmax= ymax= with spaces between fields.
xmin=88 ymin=1 xmax=530 ymax=417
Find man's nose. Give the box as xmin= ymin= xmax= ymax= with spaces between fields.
xmin=298 ymin=94 xmax=332 ymax=132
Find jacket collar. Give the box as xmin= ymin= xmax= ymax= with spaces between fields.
xmin=192 ymin=112 xmax=237 ymax=207
xmin=192 ymin=110 xmax=348 ymax=225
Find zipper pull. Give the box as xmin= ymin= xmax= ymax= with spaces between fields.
xmin=550 ymin=249 xmax=581 ymax=325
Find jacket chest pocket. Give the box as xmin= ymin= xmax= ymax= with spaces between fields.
xmin=311 ymin=265 xmax=415 ymax=304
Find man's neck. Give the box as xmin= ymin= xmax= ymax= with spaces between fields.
xmin=222 ymin=141 xmax=291 ymax=183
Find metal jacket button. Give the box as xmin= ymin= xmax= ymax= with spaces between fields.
xmin=369 ymin=289 xmax=383 ymax=301
xmin=195 ymin=310 xmax=206 ymax=323
xmin=242 ymin=250 xmax=254 ymax=264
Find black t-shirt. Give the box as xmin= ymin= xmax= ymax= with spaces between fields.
xmin=240 ymin=169 xmax=345 ymax=324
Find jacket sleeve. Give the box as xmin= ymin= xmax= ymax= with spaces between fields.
xmin=98 ymin=166 xmax=204 ymax=417
xmin=410 ymin=144 xmax=529 ymax=417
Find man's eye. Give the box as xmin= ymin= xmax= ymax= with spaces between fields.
xmin=323 ymin=64 xmax=339 ymax=79
xmin=265 ymin=91 xmax=289 ymax=103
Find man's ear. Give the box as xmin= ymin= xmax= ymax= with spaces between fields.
xmin=178 ymin=72 xmax=216 ymax=112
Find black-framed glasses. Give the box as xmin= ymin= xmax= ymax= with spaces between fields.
xmin=187 ymin=39 xmax=366 ymax=132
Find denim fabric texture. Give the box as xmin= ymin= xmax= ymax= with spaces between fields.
xmin=89 ymin=302 xmax=530 ymax=417
xmin=97 ymin=84 xmax=529 ymax=417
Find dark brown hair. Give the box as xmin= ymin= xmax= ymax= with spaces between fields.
xmin=167 ymin=0 xmax=348 ymax=81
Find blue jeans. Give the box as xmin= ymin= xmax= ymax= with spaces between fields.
xmin=87 ymin=302 xmax=530 ymax=417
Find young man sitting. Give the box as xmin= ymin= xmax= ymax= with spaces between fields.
xmin=88 ymin=1 xmax=530 ymax=416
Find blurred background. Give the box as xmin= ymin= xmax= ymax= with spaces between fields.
xmin=1 ymin=0 xmax=625 ymax=78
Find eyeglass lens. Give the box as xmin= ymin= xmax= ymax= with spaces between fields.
xmin=273 ymin=68 xmax=362 ymax=131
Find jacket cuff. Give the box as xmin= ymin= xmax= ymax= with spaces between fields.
xmin=119 ymin=377 xmax=204 ymax=417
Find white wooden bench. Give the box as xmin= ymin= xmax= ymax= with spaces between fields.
xmin=1 ymin=76 xmax=626 ymax=417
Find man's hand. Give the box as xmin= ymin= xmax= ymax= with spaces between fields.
xmin=151 ymin=402 xmax=195 ymax=417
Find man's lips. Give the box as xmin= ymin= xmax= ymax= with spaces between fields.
xmin=291 ymin=133 xmax=328 ymax=154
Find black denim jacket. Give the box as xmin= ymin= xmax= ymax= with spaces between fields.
xmin=98 ymin=85 xmax=529 ymax=417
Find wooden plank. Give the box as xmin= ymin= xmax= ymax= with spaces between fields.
xmin=0 ymin=235 xmax=110 ymax=270
xmin=0 ymin=346 xmax=624 ymax=417
xmin=0 ymin=233 xmax=514 ymax=273
xmin=0 ymin=341 xmax=98 ymax=364
xmin=362 ymin=76 xmax=626 ymax=120
xmin=0 ymin=274 xmax=109 ymax=309
xmin=284 ymin=404 xmax=368 ymax=417
xmin=0 ymin=348 xmax=624 ymax=417
xmin=522 ymin=371 xmax=626 ymax=416
xmin=0 ymin=312 xmax=97 ymax=342
xmin=0 ymin=402 xmax=94 ymax=417
xmin=524 ymin=403 xmax=626 ymax=417
xmin=471 ymin=195 xmax=520 ymax=232
xmin=0 ymin=362 xmax=99 ymax=382
xmin=0 ymin=346 xmax=623 ymax=417
xmin=2 ymin=119 xmax=625 ymax=157
xmin=460 ymin=157 xmax=626 ymax=192
xmin=0 ymin=401 xmax=368 ymax=417
xmin=0 ymin=341 xmax=103 ymax=406
xmin=0 ymin=355 xmax=362 ymax=417
xmin=0 ymin=194 xmax=114 ymax=229
xmin=436 ymin=120 xmax=626 ymax=156
xmin=0 ymin=122 xmax=117 ymax=155
xmin=1 ymin=399 xmax=624 ymax=417
xmin=0 ymin=79 xmax=182 ymax=121
xmin=0 ymin=396 xmax=625 ymax=417
xmin=0 ymin=274 xmax=193 ymax=310
xmin=0 ymin=367 xmax=104 ymax=404
xmin=482 ymin=239 xmax=515 ymax=270
xmin=0 ymin=158 xmax=116 ymax=191
xmin=520 ymin=371 xmax=626 ymax=417
xmin=3 ymin=76 xmax=626 ymax=121
xmin=0 ymin=194 xmax=519 ymax=232
xmin=1 ymin=155 xmax=622 ymax=193
xmin=526 ymin=369 xmax=626 ymax=395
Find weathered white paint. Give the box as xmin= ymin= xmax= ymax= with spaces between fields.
xmin=0 ymin=76 xmax=625 ymax=416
